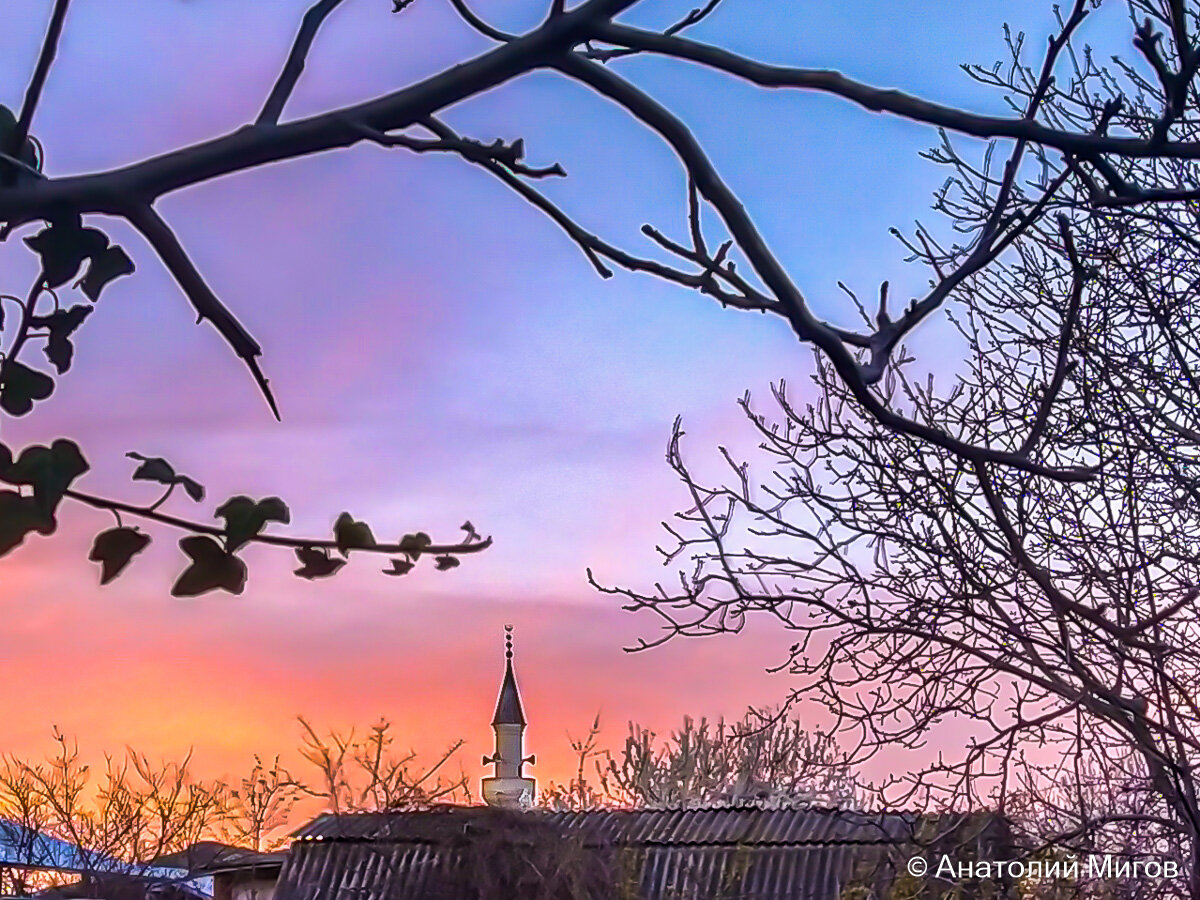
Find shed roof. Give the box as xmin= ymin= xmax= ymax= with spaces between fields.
xmin=292 ymin=805 xmax=932 ymax=846
xmin=276 ymin=805 xmax=1013 ymax=900
xmin=147 ymin=841 xmax=287 ymax=876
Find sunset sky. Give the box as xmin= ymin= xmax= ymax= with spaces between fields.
xmin=0 ymin=0 xmax=1132 ymax=807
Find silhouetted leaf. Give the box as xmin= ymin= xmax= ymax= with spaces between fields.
xmin=0 ymin=360 xmax=54 ymax=416
xmin=461 ymin=520 xmax=479 ymax=541
xmin=434 ymin=555 xmax=460 ymax=571
xmin=178 ymin=477 xmax=205 ymax=502
xmin=216 ymin=495 xmax=290 ymax=552
xmin=126 ymin=452 xmax=205 ymax=501
xmin=24 ymin=225 xmax=109 ymax=288
xmin=0 ymin=439 xmax=88 ymax=517
xmin=0 ymin=105 xmax=16 ymax=150
xmin=294 ymin=546 xmax=346 ymax=580
xmin=0 ymin=489 xmax=55 ymax=557
xmin=0 ymin=104 xmax=40 ymax=183
xmin=89 ymin=527 xmax=151 ymax=585
xmin=334 ymin=512 xmax=376 ymax=557
xmin=172 ymin=535 xmax=247 ymax=597
xmin=79 ymin=246 xmax=134 ymax=301
xmin=383 ymin=558 xmax=414 ymax=576
xmin=397 ymin=531 xmax=432 ymax=560
xmin=30 ymin=305 xmax=93 ymax=374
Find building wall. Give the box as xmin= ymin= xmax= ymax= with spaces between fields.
xmin=214 ymin=872 xmax=278 ymax=900
xmin=231 ymin=878 xmax=276 ymax=900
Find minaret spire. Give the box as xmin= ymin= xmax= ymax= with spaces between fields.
xmin=493 ymin=627 xmax=526 ymax=726
xmin=482 ymin=625 xmax=536 ymax=808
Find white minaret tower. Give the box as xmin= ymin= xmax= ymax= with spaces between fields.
xmin=481 ymin=625 xmax=536 ymax=808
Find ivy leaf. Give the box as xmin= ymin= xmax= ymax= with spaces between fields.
xmin=30 ymin=305 xmax=93 ymax=374
xmin=177 ymin=476 xmax=206 ymax=502
xmin=383 ymin=558 xmax=414 ymax=577
xmin=88 ymin=527 xmax=151 ymax=585
xmin=0 ymin=104 xmax=40 ymax=182
xmin=333 ymin=512 xmax=376 ymax=557
xmin=0 ymin=360 xmax=54 ymax=416
xmin=126 ymin=452 xmax=205 ymax=501
xmin=126 ymin=453 xmax=174 ymax=482
xmin=0 ymin=439 xmax=88 ymax=517
xmin=434 ymin=555 xmax=460 ymax=571
xmin=172 ymin=535 xmax=247 ymax=597
xmin=0 ymin=490 xmax=56 ymax=557
xmin=294 ymin=546 xmax=346 ymax=580
xmin=216 ymin=495 xmax=290 ymax=552
xmin=0 ymin=105 xmax=13 ymax=138
xmin=79 ymin=246 xmax=135 ymax=302
xmin=24 ymin=225 xmax=110 ymax=289
xmin=397 ymin=531 xmax=432 ymax=561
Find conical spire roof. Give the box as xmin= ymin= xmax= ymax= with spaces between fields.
xmin=492 ymin=626 xmax=526 ymax=726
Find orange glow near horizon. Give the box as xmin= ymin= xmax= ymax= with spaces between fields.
xmin=0 ymin=571 xmax=796 ymax=819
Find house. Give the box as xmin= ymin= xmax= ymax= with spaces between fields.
xmin=146 ymin=844 xmax=285 ymax=900
xmin=33 ymin=873 xmax=208 ymax=900
xmin=0 ymin=820 xmax=212 ymax=900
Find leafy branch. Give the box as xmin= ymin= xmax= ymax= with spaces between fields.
xmin=0 ymin=438 xmax=489 ymax=597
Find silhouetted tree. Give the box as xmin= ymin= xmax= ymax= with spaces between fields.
xmin=0 ymin=719 xmax=470 ymax=892
xmin=601 ymin=2 xmax=1200 ymax=896
xmin=0 ymin=729 xmax=225 ymax=893
xmin=542 ymin=707 xmax=858 ymax=810
xmin=293 ymin=716 xmax=469 ymax=814
xmin=218 ymin=755 xmax=302 ymax=853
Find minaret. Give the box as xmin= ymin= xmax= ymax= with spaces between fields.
xmin=481 ymin=625 xmax=536 ymax=808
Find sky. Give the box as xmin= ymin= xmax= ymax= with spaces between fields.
xmin=0 ymin=0 xmax=1135 ymax=808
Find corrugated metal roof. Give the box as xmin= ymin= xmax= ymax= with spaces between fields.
xmin=275 ymin=839 xmax=907 ymax=900
xmin=291 ymin=805 xmax=960 ymax=847
xmin=276 ymin=806 xmax=1012 ymax=900
xmin=0 ymin=820 xmax=125 ymax=873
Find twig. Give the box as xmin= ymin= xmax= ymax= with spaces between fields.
xmin=125 ymin=204 xmax=280 ymax=419
xmin=1018 ymin=216 xmax=1087 ymax=456
xmin=258 ymin=0 xmax=351 ymax=126
xmin=448 ymin=0 xmax=518 ymax=42
xmin=11 ymin=0 xmax=72 ymax=161
xmin=583 ymin=0 xmax=724 ymax=62
xmin=350 ymin=119 xmax=567 ymax=178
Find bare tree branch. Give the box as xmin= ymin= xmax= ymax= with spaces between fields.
xmin=558 ymin=52 xmax=1098 ymax=481
xmin=124 ymin=204 xmax=279 ymax=419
